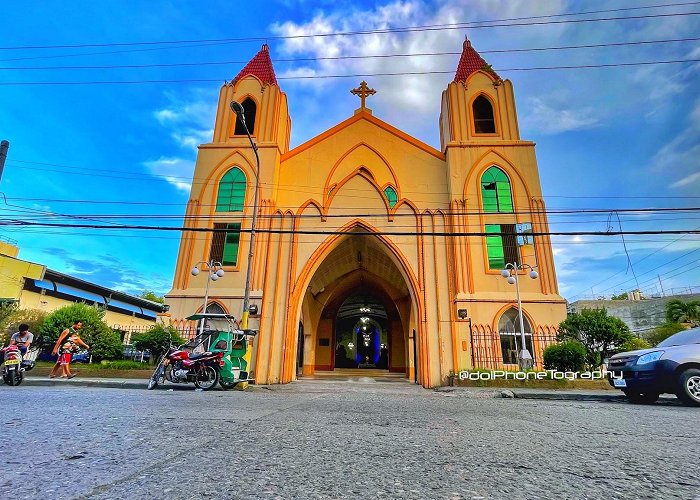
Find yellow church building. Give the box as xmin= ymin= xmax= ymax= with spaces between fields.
xmin=166 ymin=40 xmax=567 ymax=387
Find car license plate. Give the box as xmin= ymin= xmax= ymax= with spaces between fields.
xmin=613 ymin=378 xmax=627 ymax=388
xmin=4 ymin=359 xmax=20 ymax=365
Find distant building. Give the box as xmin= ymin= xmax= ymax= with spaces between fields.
xmin=0 ymin=237 xmax=168 ymax=332
xmin=568 ymin=293 xmax=700 ymax=335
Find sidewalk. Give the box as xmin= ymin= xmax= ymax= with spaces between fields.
xmin=9 ymin=376 xmax=681 ymax=403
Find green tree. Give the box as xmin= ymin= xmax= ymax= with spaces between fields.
xmin=543 ymin=341 xmax=586 ymax=372
xmin=140 ymin=290 xmax=165 ymax=304
xmin=1 ymin=308 xmax=48 ymax=346
xmin=38 ymin=303 xmax=123 ymax=361
xmin=132 ymin=324 xmax=183 ymax=363
xmin=647 ymin=322 xmax=686 ymax=346
xmin=557 ymin=308 xmax=634 ymax=369
xmin=665 ymin=299 xmax=700 ymax=325
xmin=611 ymin=292 xmax=628 ymax=300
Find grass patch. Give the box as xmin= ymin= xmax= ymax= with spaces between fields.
xmin=34 ymin=360 xmax=152 ymax=370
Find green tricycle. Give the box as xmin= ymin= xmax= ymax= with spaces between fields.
xmin=185 ymin=313 xmax=257 ymax=390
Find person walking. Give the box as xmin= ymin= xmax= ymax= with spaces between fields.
xmin=49 ymin=321 xmax=89 ymax=379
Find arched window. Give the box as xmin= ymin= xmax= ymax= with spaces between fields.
xmin=205 ymin=302 xmax=226 ymax=314
xmin=384 ymin=186 xmax=398 ymax=208
xmin=480 ymin=166 xmax=513 ymax=213
xmin=498 ymin=308 xmax=533 ymax=364
xmin=234 ymin=97 xmax=257 ymax=135
xmin=216 ymin=167 xmax=246 ymax=212
xmin=473 ymin=95 xmax=496 ymax=134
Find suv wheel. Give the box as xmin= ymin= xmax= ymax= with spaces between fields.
xmin=676 ymin=368 xmax=700 ymax=407
xmin=623 ymin=391 xmax=659 ymax=404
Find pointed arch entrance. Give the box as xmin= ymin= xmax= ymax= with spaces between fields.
xmin=282 ymin=226 xmax=425 ymax=385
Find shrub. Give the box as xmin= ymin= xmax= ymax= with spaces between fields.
xmin=38 ymin=303 xmax=123 ymax=362
xmin=543 ymin=341 xmax=587 ymax=372
xmin=98 ymin=360 xmax=150 ymax=370
xmin=647 ymin=322 xmax=686 ymax=346
xmin=1 ymin=308 xmax=48 ymax=345
xmin=617 ymin=337 xmax=651 ymax=353
xmin=557 ymin=308 xmax=633 ymax=369
xmin=132 ymin=324 xmax=184 ymax=363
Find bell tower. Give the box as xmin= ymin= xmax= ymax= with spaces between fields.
xmin=168 ymin=44 xmax=291 ymax=314
xmin=439 ymin=38 xmax=521 ymax=149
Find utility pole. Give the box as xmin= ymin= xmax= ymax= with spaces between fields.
xmin=658 ymin=275 xmax=665 ymax=297
xmin=0 ymin=140 xmax=9 ymax=182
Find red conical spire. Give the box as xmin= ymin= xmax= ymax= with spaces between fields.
xmin=454 ymin=38 xmax=499 ymax=82
xmin=233 ymin=44 xmax=278 ymax=85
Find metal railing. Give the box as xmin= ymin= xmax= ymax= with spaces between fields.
xmin=470 ymin=328 xmax=558 ymax=370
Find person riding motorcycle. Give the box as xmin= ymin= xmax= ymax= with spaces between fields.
xmin=9 ymin=324 xmax=33 ymax=357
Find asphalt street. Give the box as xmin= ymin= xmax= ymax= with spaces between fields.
xmin=1 ymin=380 xmax=697 ymax=499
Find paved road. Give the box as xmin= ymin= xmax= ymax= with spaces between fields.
xmin=1 ymin=380 xmax=697 ymax=499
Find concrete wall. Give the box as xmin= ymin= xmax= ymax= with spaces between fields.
xmin=569 ymin=294 xmax=700 ymax=334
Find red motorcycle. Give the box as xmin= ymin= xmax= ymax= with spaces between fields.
xmin=148 ymin=343 xmax=223 ymax=391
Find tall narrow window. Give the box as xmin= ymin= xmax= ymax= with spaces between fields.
xmin=498 ymin=308 xmax=533 ymax=364
xmin=210 ymin=223 xmax=241 ymax=266
xmin=384 ymin=186 xmax=398 ymax=208
xmin=473 ymin=95 xmax=496 ymax=134
xmin=481 ymin=166 xmax=513 ymax=213
xmin=234 ymin=97 xmax=257 ymax=135
xmin=485 ymin=224 xmax=519 ymax=269
xmin=216 ymin=168 xmax=246 ymax=212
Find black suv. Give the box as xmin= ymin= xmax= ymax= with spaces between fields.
xmin=607 ymin=327 xmax=700 ymax=406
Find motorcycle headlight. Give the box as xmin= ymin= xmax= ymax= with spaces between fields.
xmin=636 ymin=351 xmax=664 ymax=365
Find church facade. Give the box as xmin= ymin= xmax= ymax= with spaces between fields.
xmin=165 ymin=40 xmax=567 ymax=388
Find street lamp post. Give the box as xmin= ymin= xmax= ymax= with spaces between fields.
xmin=229 ymin=100 xmax=260 ymax=333
xmin=191 ymin=260 xmax=225 ymax=335
xmin=501 ymin=263 xmax=538 ymax=370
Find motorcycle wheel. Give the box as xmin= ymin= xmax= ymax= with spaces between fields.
xmin=147 ymin=360 xmax=166 ymax=390
xmin=219 ymin=379 xmax=238 ymax=391
xmin=8 ymin=369 xmax=20 ymax=387
xmin=194 ymin=366 xmax=219 ymax=391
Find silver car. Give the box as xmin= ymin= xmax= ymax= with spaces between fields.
xmin=607 ymin=327 xmax=700 ymax=406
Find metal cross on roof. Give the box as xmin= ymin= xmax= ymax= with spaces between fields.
xmin=351 ymin=81 xmax=376 ymax=109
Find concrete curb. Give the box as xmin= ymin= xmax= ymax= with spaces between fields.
xmin=511 ymin=391 xmax=625 ymax=402
xmin=18 ymin=377 xmax=147 ymax=390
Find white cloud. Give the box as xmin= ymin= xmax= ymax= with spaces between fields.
xmin=652 ymin=98 xmax=700 ymax=189
xmin=523 ymin=97 xmax=599 ymax=135
xmin=142 ymin=157 xmax=193 ymax=193
xmin=671 ymin=171 xmax=700 ymax=188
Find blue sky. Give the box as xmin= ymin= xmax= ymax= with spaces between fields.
xmin=1 ymin=0 xmax=699 ymax=301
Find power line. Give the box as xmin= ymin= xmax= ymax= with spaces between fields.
xmin=5 ymin=219 xmax=700 ymax=237
xmin=3 ymin=37 xmax=699 ymax=71
xmin=1 ymin=58 xmax=699 ymax=85
xmin=2 ymin=6 xmax=698 ymax=51
xmin=567 ymin=225 xmax=700 ymax=299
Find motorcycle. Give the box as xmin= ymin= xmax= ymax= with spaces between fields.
xmin=2 ymin=345 xmax=35 ymax=386
xmin=148 ymin=340 xmax=224 ymax=391
xmin=184 ymin=313 xmax=258 ymax=391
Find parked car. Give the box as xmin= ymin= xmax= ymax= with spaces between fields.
xmin=123 ymin=345 xmax=151 ymax=363
xmin=607 ymin=327 xmax=700 ymax=406
xmin=71 ymin=350 xmax=91 ymax=364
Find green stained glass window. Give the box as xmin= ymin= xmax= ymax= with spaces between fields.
xmin=481 ymin=166 xmax=513 ymax=213
xmin=210 ymin=223 xmax=241 ymax=266
xmin=485 ymin=224 xmax=505 ymax=269
xmin=384 ymin=186 xmax=398 ymax=208
xmin=222 ymin=224 xmax=241 ymax=266
xmin=216 ymin=168 xmax=247 ymax=212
